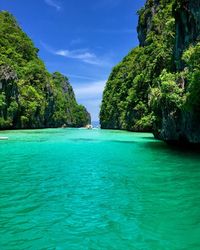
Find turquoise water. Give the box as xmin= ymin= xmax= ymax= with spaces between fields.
xmin=0 ymin=128 xmax=200 ymax=250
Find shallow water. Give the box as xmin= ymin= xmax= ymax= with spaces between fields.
xmin=0 ymin=128 xmax=200 ymax=250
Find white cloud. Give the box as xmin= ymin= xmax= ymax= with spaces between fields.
xmin=41 ymin=42 xmax=111 ymax=67
xmin=74 ymin=80 xmax=106 ymax=100
xmin=55 ymin=49 xmax=100 ymax=65
xmin=55 ymin=49 xmax=109 ymax=66
xmin=83 ymin=99 xmax=102 ymax=121
xmin=67 ymin=74 xmax=98 ymax=81
xmin=44 ymin=0 xmax=61 ymax=11
xmin=40 ymin=41 xmax=109 ymax=120
xmin=74 ymin=81 xmax=106 ymax=121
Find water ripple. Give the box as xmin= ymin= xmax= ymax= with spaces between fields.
xmin=0 ymin=129 xmax=200 ymax=249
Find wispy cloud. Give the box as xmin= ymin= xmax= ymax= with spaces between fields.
xmin=74 ymin=81 xmax=106 ymax=100
xmin=41 ymin=42 xmax=111 ymax=67
xmin=67 ymin=74 xmax=98 ymax=81
xmin=55 ymin=49 xmax=101 ymax=65
xmin=74 ymin=80 xmax=106 ymax=121
xmin=44 ymin=0 xmax=61 ymax=11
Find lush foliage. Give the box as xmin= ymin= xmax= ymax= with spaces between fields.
xmin=100 ymin=0 xmax=175 ymax=131
xmin=100 ymin=0 xmax=200 ymax=144
xmin=150 ymin=42 xmax=200 ymax=129
xmin=0 ymin=11 xmax=90 ymax=129
xmin=182 ymin=43 xmax=200 ymax=112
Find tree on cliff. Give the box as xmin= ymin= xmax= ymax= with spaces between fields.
xmin=100 ymin=0 xmax=200 ymax=144
xmin=0 ymin=11 xmax=91 ymax=129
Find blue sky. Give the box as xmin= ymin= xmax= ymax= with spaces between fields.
xmin=0 ymin=0 xmax=145 ymax=121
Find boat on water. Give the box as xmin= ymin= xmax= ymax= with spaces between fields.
xmin=86 ymin=124 xmax=93 ymax=129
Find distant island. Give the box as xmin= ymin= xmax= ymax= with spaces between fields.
xmin=100 ymin=0 xmax=200 ymax=145
xmin=0 ymin=11 xmax=91 ymax=130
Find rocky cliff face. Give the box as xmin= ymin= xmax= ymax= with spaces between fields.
xmin=154 ymin=0 xmax=200 ymax=144
xmin=100 ymin=0 xmax=175 ymax=132
xmin=44 ymin=72 xmax=91 ymax=128
xmin=100 ymin=0 xmax=200 ymax=144
xmin=137 ymin=0 xmax=160 ymax=46
xmin=174 ymin=0 xmax=200 ymax=69
xmin=0 ymin=11 xmax=91 ymax=129
xmin=0 ymin=65 xmax=19 ymax=128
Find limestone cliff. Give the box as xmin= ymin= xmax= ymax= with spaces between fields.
xmin=154 ymin=0 xmax=200 ymax=144
xmin=0 ymin=11 xmax=91 ymax=129
xmin=100 ymin=0 xmax=200 ymax=144
xmin=100 ymin=0 xmax=175 ymax=132
xmin=174 ymin=0 xmax=200 ymax=69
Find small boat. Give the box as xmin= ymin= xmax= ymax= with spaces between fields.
xmin=86 ymin=124 xmax=93 ymax=129
xmin=0 ymin=137 xmax=8 ymax=140
xmin=62 ymin=124 xmax=67 ymax=128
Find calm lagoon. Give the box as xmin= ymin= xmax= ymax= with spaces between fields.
xmin=0 ymin=128 xmax=200 ymax=249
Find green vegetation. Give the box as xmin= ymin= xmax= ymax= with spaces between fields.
xmin=0 ymin=11 xmax=90 ymax=129
xmin=182 ymin=43 xmax=200 ymax=112
xmin=100 ymin=0 xmax=200 ymax=143
xmin=100 ymin=0 xmax=175 ymax=131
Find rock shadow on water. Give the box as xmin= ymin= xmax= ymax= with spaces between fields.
xmin=143 ymin=139 xmax=200 ymax=159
